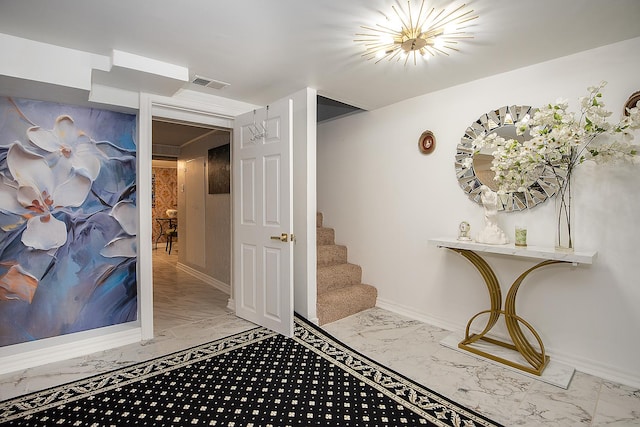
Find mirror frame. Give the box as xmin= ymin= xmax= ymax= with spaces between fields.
xmin=455 ymin=105 xmax=560 ymax=212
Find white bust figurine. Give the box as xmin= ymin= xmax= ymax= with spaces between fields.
xmin=476 ymin=185 xmax=509 ymax=245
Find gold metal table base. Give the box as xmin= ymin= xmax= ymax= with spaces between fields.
xmin=450 ymin=248 xmax=566 ymax=376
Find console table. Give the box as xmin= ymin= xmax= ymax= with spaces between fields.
xmin=429 ymin=237 xmax=597 ymax=376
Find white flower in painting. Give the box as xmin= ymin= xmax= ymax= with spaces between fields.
xmin=0 ymin=174 xmax=27 ymax=231
xmin=7 ymin=143 xmax=92 ymax=250
xmin=101 ymin=200 xmax=137 ymax=258
xmin=27 ymin=115 xmax=102 ymax=180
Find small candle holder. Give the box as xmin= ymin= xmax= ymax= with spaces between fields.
xmin=515 ymin=226 xmax=527 ymax=247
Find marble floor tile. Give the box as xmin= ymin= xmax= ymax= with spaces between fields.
xmin=508 ymin=372 xmax=601 ymax=426
xmin=440 ymin=331 xmax=575 ymax=389
xmin=591 ymin=381 xmax=640 ymax=426
xmin=325 ymin=308 xmax=640 ymax=426
xmin=1 ymin=252 xmax=639 ymax=426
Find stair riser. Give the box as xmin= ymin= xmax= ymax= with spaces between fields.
xmin=317 ymin=245 xmax=347 ymax=267
xmin=317 ymin=227 xmax=335 ymax=245
xmin=317 ymin=264 xmax=362 ymax=289
xmin=317 ymin=284 xmax=378 ymax=325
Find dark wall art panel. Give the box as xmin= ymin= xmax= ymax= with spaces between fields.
xmin=208 ymin=144 xmax=230 ymax=194
xmin=0 ymin=96 xmax=138 ymax=347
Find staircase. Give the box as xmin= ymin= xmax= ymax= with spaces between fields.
xmin=316 ymin=212 xmax=377 ymax=325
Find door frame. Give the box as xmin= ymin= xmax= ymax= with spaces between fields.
xmin=138 ymin=89 xmax=318 ymax=340
xmin=138 ymin=93 xmax=258 ymax=340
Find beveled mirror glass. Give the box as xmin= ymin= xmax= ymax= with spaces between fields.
xmin=455 ymin=105 xmax=560 ymax=212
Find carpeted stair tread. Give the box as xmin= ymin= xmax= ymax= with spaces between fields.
xmin=317 ymin=244 xmax=348 ymax=267
xmin=317 ymin=263 xmax=362 ymax=293
xmin=317 ymin=284 xmax=378 ymax=325
xmin=317 ymin=212 xmax=323 ymax=228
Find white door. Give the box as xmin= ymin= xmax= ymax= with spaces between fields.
xmin=233 ymin=98 xmax=294 ymax=337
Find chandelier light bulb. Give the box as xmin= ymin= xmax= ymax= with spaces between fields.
xmin=355 ymin=0 xmax=478 ymax=66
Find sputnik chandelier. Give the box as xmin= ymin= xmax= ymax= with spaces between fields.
xmin=356 ymin=1 xmax=478 ymax=66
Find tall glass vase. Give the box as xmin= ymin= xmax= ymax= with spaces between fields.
xmin=555 ymin=174 xmax=573 ymax=252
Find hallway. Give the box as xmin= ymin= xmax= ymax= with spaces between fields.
xmin=152 ymin=249 xmax=235 ymax=333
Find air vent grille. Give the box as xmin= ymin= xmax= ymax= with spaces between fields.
xmin=192 ymin=77 xmax=211 ymax=86
xmin=191 ymin=75 xmax=230 ymax=90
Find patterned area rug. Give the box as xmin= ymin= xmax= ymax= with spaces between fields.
xmin=0 ymin=315 xmax=503 ymax=426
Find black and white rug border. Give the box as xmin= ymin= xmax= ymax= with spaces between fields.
xmin=0 ymin=315 xmax=503 ymax=426
xmin=0 ymin=327 xmax=275 ymax=422
xmin=295 ymin=316 xmax=501 ymax=427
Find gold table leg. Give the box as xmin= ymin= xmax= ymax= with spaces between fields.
xmin=450 ymin=248 xmax=565 ymax=376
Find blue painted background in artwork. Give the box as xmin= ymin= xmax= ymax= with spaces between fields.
xmin=0 ymin=97 xmax=137 ymax=346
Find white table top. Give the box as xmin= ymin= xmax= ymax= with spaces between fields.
xmin=429 ymin=237 xmax=597 ymax=265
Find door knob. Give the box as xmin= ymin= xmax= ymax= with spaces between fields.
xmin=270 ymin=233 xmax=289 ymax=242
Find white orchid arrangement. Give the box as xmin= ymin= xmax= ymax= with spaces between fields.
xmin=470 ymin=82 xmax=640 ymax=194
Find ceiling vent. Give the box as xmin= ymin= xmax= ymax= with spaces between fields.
xmin=191 ymin=75 xmax=230 ymax=90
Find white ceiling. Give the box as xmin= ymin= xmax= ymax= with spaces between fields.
xmin=1 ymin=0 xmax=640 ymax=111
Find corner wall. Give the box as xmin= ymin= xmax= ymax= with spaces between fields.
xmin=291 ymin=88 xmax=318 ymax=322
xmin=317 ymin=37 xmax=640 ymax=387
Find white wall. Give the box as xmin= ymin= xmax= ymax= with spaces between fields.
xmin=179 ymin=132 xmax=232 ymax=290
xmin=291 ymin=88 xmax=318 ymax=323
xmin=317 ymin=37 xmax=640 ymax=388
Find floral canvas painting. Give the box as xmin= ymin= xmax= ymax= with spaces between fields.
xmin=0 ymin=97 xmax=137 ymax=347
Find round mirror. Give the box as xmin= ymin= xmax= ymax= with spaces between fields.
xmin=455 ymin=105 xmax=560 ymax=212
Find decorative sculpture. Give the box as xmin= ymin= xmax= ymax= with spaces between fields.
xmin=476 ymin=185 xmax=509 ymax=245
xmin=458 ymin=221 xmax=472 ymax=241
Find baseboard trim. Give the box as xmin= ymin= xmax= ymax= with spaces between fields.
xmin=548 ymin=348 xmax=640 ymax=390
xmin=376 ymin=297 xmax=462 ymax=332
xmin=0 ymin=325 xmax=141 ymax=375
xmin=376 ymin=297 xmax=640 ymax=389
xmin=176 ymin=262 xmax=230 ymax=295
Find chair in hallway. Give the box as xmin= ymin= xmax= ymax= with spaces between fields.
xmin=165 ymin=227 xmax=177 ymax=255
